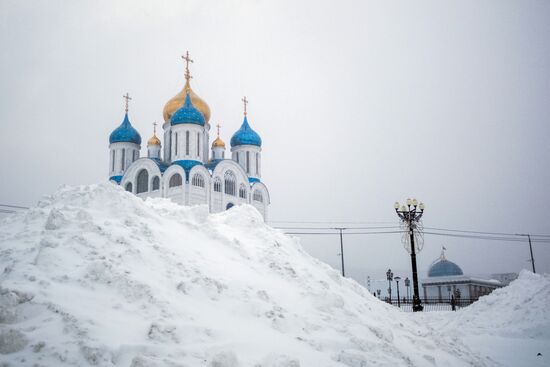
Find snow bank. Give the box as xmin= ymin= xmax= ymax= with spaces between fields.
xmin=0 ymin=184 xmax=501 ymax=366
xmin=447 ymin=270 xmax=550 ymax=339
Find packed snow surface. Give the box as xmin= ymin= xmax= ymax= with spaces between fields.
xmin=0 ymin=184 xmax=548 ymax=366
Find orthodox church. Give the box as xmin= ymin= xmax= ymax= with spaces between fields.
xmin=108 ymin=53 xmax=270 ymax=220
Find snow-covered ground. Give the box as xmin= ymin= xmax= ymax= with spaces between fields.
xmin=0 ymin=184 xmax=548 ymax=366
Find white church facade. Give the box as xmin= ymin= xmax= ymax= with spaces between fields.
xmin=108 ymin=53 xmax=270 ymax=219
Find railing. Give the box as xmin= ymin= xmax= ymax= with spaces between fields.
xmin=382 ymin=297 xmax=477 ymax=312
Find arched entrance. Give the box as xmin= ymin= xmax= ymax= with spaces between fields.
xmin=226 ymin=202 xmax=234 ymax=210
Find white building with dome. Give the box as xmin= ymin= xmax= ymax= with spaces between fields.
xmin=108 ymin=54 xmax=270 ymax=219
xmin=421 ymin=248 xmax=502 ymax=302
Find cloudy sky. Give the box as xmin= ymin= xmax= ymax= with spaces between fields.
xmin=1 ymin=0 xmax=549 ymax=286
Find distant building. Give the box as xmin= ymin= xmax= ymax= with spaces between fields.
xmin=421 ymin=247 xmax=502 ymax=302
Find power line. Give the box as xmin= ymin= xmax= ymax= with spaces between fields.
xmin=424 ymin=226 xmax=550 ymax=238
xmin=0 ymin=204 xmax=29 ymax=209
xmin=279 ymin=228 xmax=550 ymax=243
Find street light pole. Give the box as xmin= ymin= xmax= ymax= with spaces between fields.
xmin=395 ymin=276 xmax=401 ymax=308
xmin=394 ymin=198 xmax=425 ymax=312
xmin=386 ymin=269 xmax=393 ymax=304
xmin=404 ymin=277 xmax=410 ymax=302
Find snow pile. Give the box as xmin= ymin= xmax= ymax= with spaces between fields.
xmin=448 ymin=271 xmax=550 ymax=339
xmin=0 ymin=184 xmax=524 ymax=366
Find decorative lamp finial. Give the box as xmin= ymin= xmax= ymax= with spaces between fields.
xmin=123 ymin=93 xmax=132 ymax=113
xmin=181 ymin=51 xmax=194 ymax=82
xmin=242 ymin=96 xmax=248 ymax=116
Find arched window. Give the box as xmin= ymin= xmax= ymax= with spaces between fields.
xmin=174 ymin=133 xmax=178 ymax=156
xmin=136 ymin=169 xmax=149 ymax=194
xmin=192 ymin=173 xmax=205 ymax=188
xmin=125 ymin=182 xmax=132 ymax=192
xmin=111 ymin=150 xmax=115 ymax=172
xmin=246 ymin=151 xmax=250 ymax=173
xmin=152 ymin=176 xmax=160 ymax=191
xmin=253 ymin=190 xmax=263 ymax=202
xmin=239 ymin=184 xmax=247 ymax=199
xmin=256 ymin=153 xmax=259 ymax=174
xmin=169 ymin=173 xmax=182 ymax=188
xmin=121 ymin=149 xmax=125 ymax=170
xmin=185 ymin=131 xmax=190 ymax=155
xmin=224 ymin=171 xmax=236 ymax=196
xmin=213 ymin=177 xmax=222 ymax=192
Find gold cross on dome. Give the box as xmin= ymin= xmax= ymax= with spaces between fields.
xmin=242 ymin=96 xmax=248 ymax=115
xmin=123 ymin=93 xmax=132 ymax=113
xmin=153 ymin=121 xmax=158 ymax=135
xmin=181 ymin=51 xmax=194 ymax=80
xmin=216 ymin=123 xmax=221 ymax=137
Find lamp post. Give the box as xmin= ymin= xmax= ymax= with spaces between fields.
xmin=386 ymin=269 xmax=393 ymax=304
xmin=394 ymin=198 xmax=425 ymax=312
xmin=404 ymin=277 xmax=411 ymax=302
xmin=394 ymin=276 xmax=401 ymax=307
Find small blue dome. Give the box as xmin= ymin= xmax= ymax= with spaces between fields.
xmin=428 ymin=260 xmax=464 ymax=277
xmin=109 ymin=113 xmax=142 ymax=145
xmin=171 ymin=92 xmax=205 ymax=126
xmin=230 ymin=116 xmax=262 ymax=147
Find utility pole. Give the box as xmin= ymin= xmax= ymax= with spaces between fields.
xmin=336 ymin=228 xmax=346 ymax=277
xmin=516 ymin=233 xmax=536 ymax=273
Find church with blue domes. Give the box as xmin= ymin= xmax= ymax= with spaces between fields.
xmin=108 ymin=53 xmax=269 ymax=219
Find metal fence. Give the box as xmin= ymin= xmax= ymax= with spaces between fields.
xmin=382 ymin=297 xmax=477 ymax=312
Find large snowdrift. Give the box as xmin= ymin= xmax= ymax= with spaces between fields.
xmin=0 ymin=184 xmax=545 ymax=366
xmin=448 ymin=270 xmax=550 ymax=339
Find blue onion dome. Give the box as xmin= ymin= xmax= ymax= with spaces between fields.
xmin=171 ymin=91 xmax=205 ymax=126
xmin=230 ymin=116 xmax=262 ymax=147
xmin=428 ymin=249 xmax=464 ymax=277
xmin=109 ymin=113 xmax=142 ymax=145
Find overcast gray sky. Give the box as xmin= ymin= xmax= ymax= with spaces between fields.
xmin=1 ymin=0 xmax=549 ymax=285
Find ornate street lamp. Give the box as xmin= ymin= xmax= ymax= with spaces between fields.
xmin=394 ymin=276 xmax=401 ymax=308
xmin=394 ymin=198 xmax=425 ymax=312
xmin=404 ymin=277 xmax=411 ymax=301
xmin=386 ymin=268 xmax=393 ymax=304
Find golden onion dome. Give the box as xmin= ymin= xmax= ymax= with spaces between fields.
xmin=163 ymin=80 xmax=211 ymax=125
xmin=212 ymin=136 xmax=225 ymax=149
xmin=147 ymin=133 xmax=161 ymax=146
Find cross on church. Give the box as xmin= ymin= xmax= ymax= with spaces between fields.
xmin=123 ymin=93 xmax=132 ymax=113
xmin=181 ymin=51 xmax=194 ymax=80
xmin=242 ymin=96 xmax=248 ymax=115
xmin=153 ymin=121 xmax=158 ymax=135
xmin=216 ymin=123 xmax=221 ymax=136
